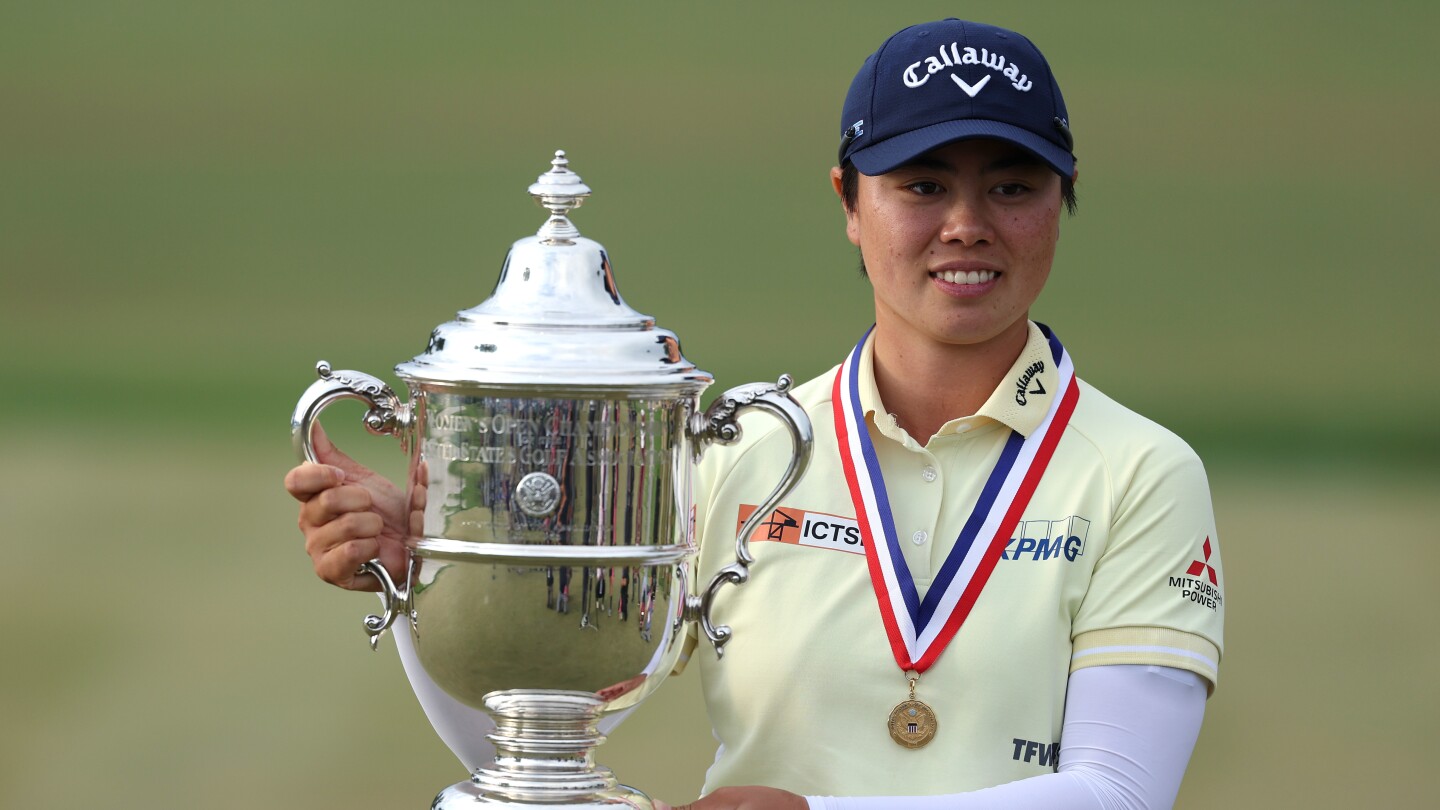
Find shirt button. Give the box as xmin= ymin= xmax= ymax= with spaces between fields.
xmin=955 ymin=423 xmax=971 ymax=434
xmin=921 ymin=465 xmax=937 ymax=482
xmin=912 ymin=530 xmax=928 ymax=546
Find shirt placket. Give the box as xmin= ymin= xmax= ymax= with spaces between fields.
xmin=873 ymin=429 xmax=943 ymax=596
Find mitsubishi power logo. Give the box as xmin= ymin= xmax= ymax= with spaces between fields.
xmin=1186 ymin=537 xmax=1218 ymax=585
xmin=1169 ymin=536 xmax=1222 ymax=610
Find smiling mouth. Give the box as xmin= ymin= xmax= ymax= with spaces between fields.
xmin=932 ymin=269 xmax=997 ymax=285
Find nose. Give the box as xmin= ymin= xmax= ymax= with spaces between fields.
xmin=938 ymin=194 xmax=994 ymax=246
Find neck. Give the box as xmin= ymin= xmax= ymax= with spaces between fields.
xmin=870 ymin=320 xmax=1029 ymax=441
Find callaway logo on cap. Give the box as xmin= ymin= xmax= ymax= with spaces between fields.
xmin=838 ymin=19 xmax=1075 ymax=177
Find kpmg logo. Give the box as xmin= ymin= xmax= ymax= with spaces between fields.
xmin=1002 ymin=516 xmax=1089 ymax=562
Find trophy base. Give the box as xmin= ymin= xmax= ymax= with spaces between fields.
xmin=432 ymin=778 xmax=653 ymax=809
xmin=430 ymin=689 xmax=654 ymax=809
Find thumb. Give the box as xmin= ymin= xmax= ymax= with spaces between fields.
xmin=310 ymin=421 xmax=367 ymax=477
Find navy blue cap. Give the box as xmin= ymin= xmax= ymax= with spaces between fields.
xmin=838 ymin=19 xmax=1074 ymax=177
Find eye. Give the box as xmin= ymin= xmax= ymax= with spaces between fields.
xmin=905 ymin=180 xmax=943 ymax=196
xmin=993 ymin=182 xmax=1031 ymax=197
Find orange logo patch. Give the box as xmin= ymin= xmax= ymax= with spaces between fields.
xmin=736 ymin=505 xmax=865 ymax=555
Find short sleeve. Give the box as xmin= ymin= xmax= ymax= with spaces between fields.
xmin=1070 ymin=441 xmax=1225 ymax=691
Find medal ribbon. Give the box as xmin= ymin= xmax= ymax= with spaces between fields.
xmin=833 ymin=323 xmax=1080 ymax=673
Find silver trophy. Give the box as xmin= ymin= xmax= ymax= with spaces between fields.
xmin=291 ymin=151 xmax=813 ymax=809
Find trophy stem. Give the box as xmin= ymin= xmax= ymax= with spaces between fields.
xmin=432 ymin=690 xmax=652 ymax=809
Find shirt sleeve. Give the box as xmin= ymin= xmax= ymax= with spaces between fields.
xmin=805 ymin=664 xmax=1208 ymax=810
xmin=1069 ymin=440 xmax=1224 ymax=690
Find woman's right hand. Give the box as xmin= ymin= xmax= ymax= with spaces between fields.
xmin=283 ymin=422 xmax=411 ymax=591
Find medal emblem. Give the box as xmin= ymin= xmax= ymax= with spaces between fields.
xmin=888 ymin=675 xmax=937 ymax=748
xmin=888 ymin=699 xmax=937 ymax=748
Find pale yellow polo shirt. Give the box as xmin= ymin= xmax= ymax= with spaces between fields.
xmin=680 ymin=322 xmax=1224 ymax=797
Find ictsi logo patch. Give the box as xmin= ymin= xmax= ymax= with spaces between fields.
xmin=736 ymin=505 xmax=865 ymax=556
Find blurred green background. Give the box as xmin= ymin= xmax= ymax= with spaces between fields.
xmin=3 ymin=1 xmax=1436 ymax=807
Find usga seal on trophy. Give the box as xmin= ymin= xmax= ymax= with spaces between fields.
xmin=291 ymin=151 xmax=814 ymax=809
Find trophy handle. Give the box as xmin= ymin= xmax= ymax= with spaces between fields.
xmin=686 ymin=374 xmax=813 ymax=657
xmin=291 ymin=360 xmax=413 ymax=649
xmin=292 ymin=361 xmax=411 ymax=461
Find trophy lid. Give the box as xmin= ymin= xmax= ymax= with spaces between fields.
xmin=395 ymin=151 xmax=713 ymax=394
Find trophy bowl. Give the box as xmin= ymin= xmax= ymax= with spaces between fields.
xmin=291 ymin=152 xmax=812 ymax=808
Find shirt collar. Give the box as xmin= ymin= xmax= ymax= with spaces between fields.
xmin=856 ymin=321 xmax=1060 ymax=440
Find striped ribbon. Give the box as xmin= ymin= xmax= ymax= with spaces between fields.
xmin=832 ymin=323 xmax=1079 ymax=673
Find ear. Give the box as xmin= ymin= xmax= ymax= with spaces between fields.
xmin=830 ymin=166 xmax=862 ymax=247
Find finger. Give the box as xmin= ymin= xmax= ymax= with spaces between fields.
xmin=311 ymin=421 xmax=372 ymax=480
xmin=310 ymin=423 xmax=406 ymax=511
xmin=312 ymin=536 xmax=384 ymax=591
xmin=298 ymin=484 xmax=376 ymax=529
xmin=303 ymin=510 xmax=384 ymax=558
xmin=315 ymin=535 xmax=408 ymax=592
xmin=284 ymin=462 xmax=346 ymax=503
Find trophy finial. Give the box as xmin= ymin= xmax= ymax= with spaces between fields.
xmin=528 ymin=149 xmax=592 ymax=244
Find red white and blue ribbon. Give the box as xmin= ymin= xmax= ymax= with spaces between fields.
xmin=832 ymin=323 xmax=1080 ymax=673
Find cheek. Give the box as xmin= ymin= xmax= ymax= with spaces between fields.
xmin=865 ymin=207 xmax=936 ymax=259
xmin=1009 ymin=208 xmax=1061 ymax=265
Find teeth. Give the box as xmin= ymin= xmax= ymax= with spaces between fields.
xmin=938 ymin=270 xmax=996 ymax=284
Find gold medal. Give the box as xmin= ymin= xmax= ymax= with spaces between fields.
xmin=887 ymin=676 xmax=937 ymax=748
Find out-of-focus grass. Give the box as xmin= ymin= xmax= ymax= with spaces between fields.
xmin=1190 ymin=465 xmax=1440 ymax=809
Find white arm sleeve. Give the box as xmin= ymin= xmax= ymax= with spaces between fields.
xmin=807 ymin=664 xmax=1207 ymax=810
xmin=391 ymin=605 xmax=635 ymax=773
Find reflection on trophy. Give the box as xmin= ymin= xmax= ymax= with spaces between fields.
xmin=291 ymin=152 xmax=813 ymax=808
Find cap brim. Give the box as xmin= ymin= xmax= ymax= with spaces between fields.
xmin=849 ymin=120 xmax=1074 ymax=178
